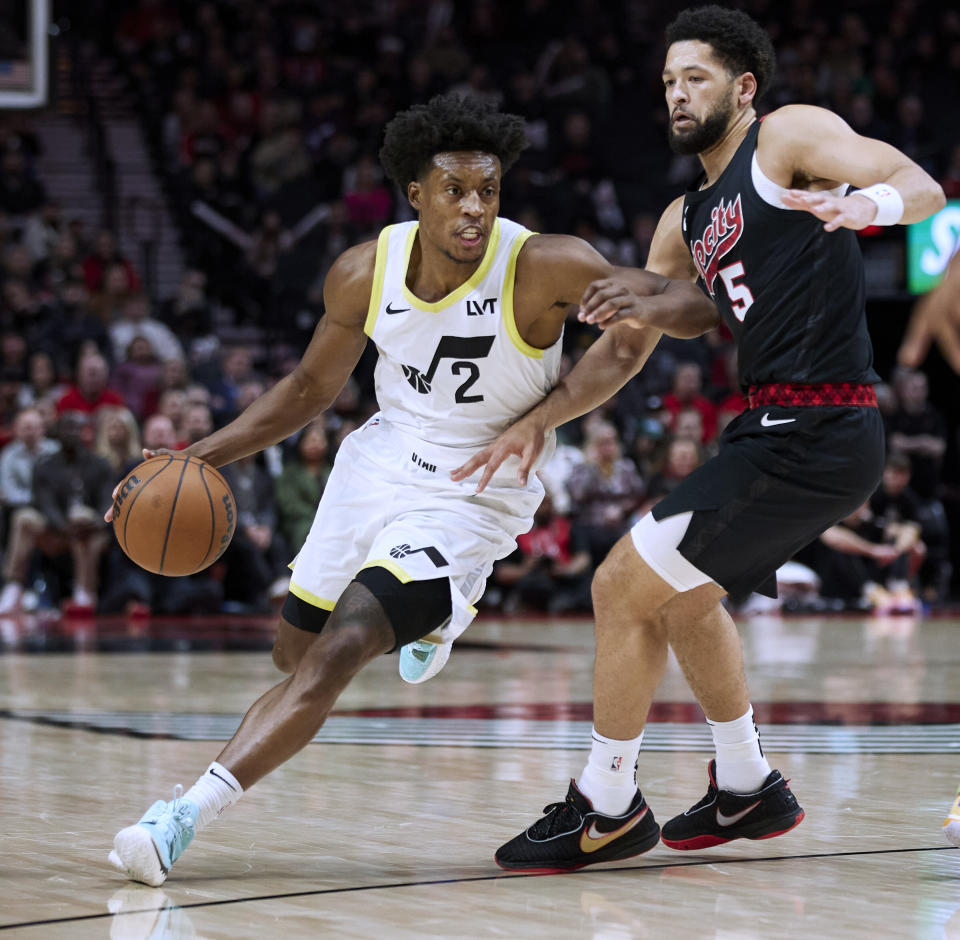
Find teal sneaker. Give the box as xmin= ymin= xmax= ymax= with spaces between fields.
xmin=109 ymin=786 xmax=199 ymax=886
xmin=399 ymin=636 xmax=452 ymax=684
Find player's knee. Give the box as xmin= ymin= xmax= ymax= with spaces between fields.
xmin=297 ymin=619 xmax=391 ymax=685
xmin=591 ymin=553 xmax=618 ymax=602
xmin=272 ymin=640 xmax=301 ymax=674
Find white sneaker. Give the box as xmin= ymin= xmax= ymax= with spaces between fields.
xmin=399 ymin=633 xmax=452 ymax=684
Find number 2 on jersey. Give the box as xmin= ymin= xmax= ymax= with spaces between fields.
xmin=717 ymin=261 xmax=754 ymax=321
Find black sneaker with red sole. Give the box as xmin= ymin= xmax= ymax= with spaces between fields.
xmin=495 ymin=779 xmax=660 ymax=874
xmin=660 ymin=759 xmax=804 ymax=851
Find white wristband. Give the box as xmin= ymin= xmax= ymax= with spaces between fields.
xmin=856 ymin=183 xmax=904 ymax=226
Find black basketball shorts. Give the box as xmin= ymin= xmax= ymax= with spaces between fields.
xmin=643 ymin=404 xmax=885 ymax=602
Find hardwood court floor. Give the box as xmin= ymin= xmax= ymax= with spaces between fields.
xmin=2 ymin=612 xmax=960 ymax=938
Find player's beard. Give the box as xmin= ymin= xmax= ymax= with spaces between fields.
xmin=668 ymin=89 xmax=737 ymax=156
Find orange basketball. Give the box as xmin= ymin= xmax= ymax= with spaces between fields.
xmin=112 ymin=454 xmax=236 ymax=576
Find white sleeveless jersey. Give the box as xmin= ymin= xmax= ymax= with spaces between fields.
xmin=363 ymin=217 xmax=562 ymax=450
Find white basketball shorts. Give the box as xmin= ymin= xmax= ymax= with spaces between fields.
xmin=288 ymin=413 xmax=546 ymax=641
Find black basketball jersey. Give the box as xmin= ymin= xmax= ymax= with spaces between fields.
xmin=681 ymin=120 xmax=880 ymax=388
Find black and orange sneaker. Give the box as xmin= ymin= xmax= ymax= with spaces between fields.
xmin=494 ymin=780 xmax=660 ymax=873
xmin=660 ymin=760 xmax=804 ymax=851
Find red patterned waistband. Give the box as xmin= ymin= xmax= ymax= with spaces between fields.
xmin=747 ymin=383 xmax=878 ymax=408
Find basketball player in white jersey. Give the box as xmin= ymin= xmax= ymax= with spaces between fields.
xmin=106 ymin=93 xmax=716 ymax=885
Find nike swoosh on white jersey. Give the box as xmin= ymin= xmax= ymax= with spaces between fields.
xmin=760 ymin=413 xmax=796 ymax=427
xmin=716 ymin=801 xmax=762 ymax=827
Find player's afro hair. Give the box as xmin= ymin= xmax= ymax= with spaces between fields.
xmin=379 ymin=92 xmax=528 ymax=189
xmin=665 ymin=5 xmax=776 ymax=102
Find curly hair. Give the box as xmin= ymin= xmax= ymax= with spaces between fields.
xmin=379 ymin=92 xmax=528 ymax=189
xmin=665 ymin=5 xmax=776 ymax=102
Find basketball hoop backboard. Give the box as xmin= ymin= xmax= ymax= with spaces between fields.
xmin=0 ymin=0 xmax=50 ymax=109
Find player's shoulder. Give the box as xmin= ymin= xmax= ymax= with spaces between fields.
xmin=518 ymin=232 xmax=604 ymax=269
xmin=323 ymin=237 xmax=379 ymax=311
xmin=759 ymin=105 xmax=849 ymax=145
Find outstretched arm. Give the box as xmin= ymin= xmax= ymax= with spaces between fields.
xmin=577 ymin=197 xmax=719 ymax=334
xmin=450 ymin=322 xmax=660 ymax=492
xmin=183 ymin=243 xmax=374 ymax=468
xmin=106 ymin=242 xmax=375 ymax=522
xmin=899 ymin=245 xmax=960 ymax=373
xmin=760 ymin=105 xmax=945 ymax=230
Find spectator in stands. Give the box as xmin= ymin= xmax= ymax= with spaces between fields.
xmin=872 ymin=451 xmax=950 ymax=604
xmin=0 ymin=411 xmax=112 ymax=614
xmin=111 ymin=336 xmax=163 ymax=421
xmin=0 ymin=369 xmax=22 ymax=449
xmin=342 ymin=155 xmax=392 ymax=236
xmin=16 ymin=351 xmax=63 ymax=409
xmin=0 ymin=332 xmax=27 ymax=379
xmin=157 ymin=388 xmax=188 ymax=445
xmin=274 ymin=417 xmax=330 ymax=552
xmin=82 ymin=230 xmax=141 ymax=294
xmin=57 ymin=280 xmax=112 ymax=367
xmin=567 ymin=421 xmax=645 ymax=566
xmin=662 ymin=361 xmax=717 ymax=444
xmin=491 ymin=490 xmax=592 ymax=614
xmin=0 ymin=406 xmax=59 ymax=538
xmin=109 ymin=293 xmax=185 ymax=365
xmin=56 ymin=352 xmax=125 ymax=415
xmin=203 ymin=346 xmax=255 ymax=422
xmin=90 ymin=262 xmax=135 ymax=324
xmin=1 ymin=278 xmax=60 ymax=361
xmin=817 ymin=492 xmax=924 ymax=615
xmin=94 ymin=405 xmax=142 ymax=474
xmin=629 ymin=416 xmax=668 ymax=481
xmin=643 ymin=437 xmax=702 ymax=510
xmin=0 ymin=149 xmax=45 ymax=215
xmin=141 ymin=412 xmax=177 ymax=453
xmin=886 ymin=368 xmax=947 ymax=500
xmin=182 ymin=401 xmax=214 ymax=445
xmin=222 ymin=454 xmax=290 ymax=611
xmin=159 ymin=268 xmax=213 ymax=347
xmin=22 ymin=199 xmax=62 ymax=265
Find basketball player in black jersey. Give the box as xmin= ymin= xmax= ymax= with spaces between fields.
xmin=454 ymin=6 xmax=945 ymax=872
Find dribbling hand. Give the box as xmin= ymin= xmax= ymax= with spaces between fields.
xmin=780 ymin=189 xmax=879 ymax=232
xmin=103 ymin=448 xmax=163 ymax=523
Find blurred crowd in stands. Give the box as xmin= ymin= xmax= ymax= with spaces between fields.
xmin=0 ymin=0 xmax=956 ymax=617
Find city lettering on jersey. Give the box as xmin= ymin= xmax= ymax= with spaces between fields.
xmin=691 ymin=194 xmax=745 ymax=295
xmin=466 ymin=297 xmax=497 ymax=316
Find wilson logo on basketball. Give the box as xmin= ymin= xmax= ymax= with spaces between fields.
xmin=113 ymin=474 xmax=140 ymax=513
xmin=220 ymin=494 xmax=235 ymax=549
xmin=691 ymin=194 xmax=744 ymax=295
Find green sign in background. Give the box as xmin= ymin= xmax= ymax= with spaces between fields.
xmin=907 ymin=201 xmax=960 ymax=294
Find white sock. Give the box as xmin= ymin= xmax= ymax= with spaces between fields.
xmin=184 ymin=762 xmax=243 ymax=830
xmin=708 ymin=706 xmax=772 ymax=794
xmin=576 ymin=727 xmax=644 ymax=816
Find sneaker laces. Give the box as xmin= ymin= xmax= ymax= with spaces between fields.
xmin=528 ymin=797 xmax=583 ymax=839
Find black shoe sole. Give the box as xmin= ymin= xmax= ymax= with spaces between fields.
xmin=661 ymin=809 xmax=805 ymax=851
xmin=495 ymin=825 xmax=662 ymax=874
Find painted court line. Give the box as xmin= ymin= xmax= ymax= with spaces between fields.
xmin=1 ymin=845 xmax=955 ymax=931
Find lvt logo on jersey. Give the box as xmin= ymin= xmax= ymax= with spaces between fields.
xmin=691 ymin=194 xmax=744 ymax=295
xmin=466 ymin=297 xmax=497 ymax=316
